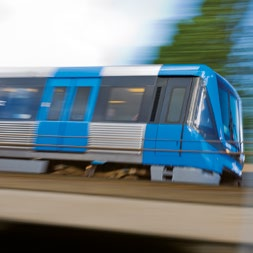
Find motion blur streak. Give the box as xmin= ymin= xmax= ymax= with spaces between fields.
xmin=0 ymin=188 xmax=252 ymax=244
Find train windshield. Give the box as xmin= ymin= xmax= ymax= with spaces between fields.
xmin=219 ymin=87 xmax=240 ymax=149
xmin=189 ymin=79 xmax=218 ymax=142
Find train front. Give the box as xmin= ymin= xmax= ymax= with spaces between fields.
xmin=176 ymin=69 xmax=244 ymax=185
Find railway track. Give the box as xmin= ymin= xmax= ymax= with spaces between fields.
xmin=0 ymin=171 xmax=252 ymax=206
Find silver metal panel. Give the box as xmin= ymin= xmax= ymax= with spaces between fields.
xmin=101 ymin=65 xmax=162 ymax=76
xmin=0 ymin=121 xmax=37 ymax=149
xmin=150 ymin=166 xmax=166 ymax=181
xmin=0 ymin=158 xmax=48 ymax=173
xmin=0 ymin=67 xmax=56 ymax=77
xmin=0 ymin=148 xmax=143 ymax=164
xmin=88 ymin=123 xmax=146 ymax=155
xmin=172 ymin=167 xmax=221 ymax=185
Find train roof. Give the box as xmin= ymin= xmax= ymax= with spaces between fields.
xmin=0 ymin=64 xmax=214 ymax=78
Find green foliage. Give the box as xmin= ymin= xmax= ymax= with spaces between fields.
xmin=154 ymin=0 xmax=249 ymax=76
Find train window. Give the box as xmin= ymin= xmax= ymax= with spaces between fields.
xmin=69 ymin=87 xmax=90 ymax=121
xmin=150 ymin=87 xmax=161 ymax=122
xmin=230 ymin=95 xmax=239 ymax=144
xmin=93 ymin=76 xmax=155 ymax=122
xmin=193 ymin=87 xmax=217 ymax=140
xmin=47 ymin=87 xmax=66 ymax=120
xmin=0 ymin=78 xmax=45 ymax=120
xmin=219 ymin=89 xmax=230 ymax=139
xmin=219 ymin=88 xmax=240 ymax=147
xmin=157 ymin=77 xmax=193 ymax=124
xmin=166 ymin=88 xmax=186 ymax=123
xmin=105 ymin=87 xmax=145 ymax=121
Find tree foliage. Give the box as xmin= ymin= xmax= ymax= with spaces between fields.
xmin=154 ymin=0 xmax=249 ymax=75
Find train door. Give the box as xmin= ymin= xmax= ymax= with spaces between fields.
xmin=35 ymin=78 xmax=100 ymax=152
xmin=144 ymin=77 xmax=192 ymax=164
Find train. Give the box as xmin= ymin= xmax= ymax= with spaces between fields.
xmin=0 ymin=64 xmax=245 ymax=185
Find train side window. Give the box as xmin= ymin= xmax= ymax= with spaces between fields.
xmin=150 ymin=87 xmax=161 ymax=122
xmin=166 ymin=88 xmax=186 ymax=123
xmin=229 ymin=95 xmax=239 ymax=144
xmin=0 ymin=78 xmax=45 ymax=120
xmin=157 ymin=77 xmax=193 ymax=124
xmin=47 ymin=87 xmax=67 ymax=120
xmin=219 ymin=88 xmax=230 ymax=139
xmin=69 ymin=87 xmax=90 ymax=121
xmin=105 ymin=87 xmax=145 ymax=121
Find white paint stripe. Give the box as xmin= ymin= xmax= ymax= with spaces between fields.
xmin=0 ymin=189 xmax=252 ymax=244
xmin=0 ymin=67 xmax=56 ymax=77
xmin=101 ymin=65 xmax=162 ymax=76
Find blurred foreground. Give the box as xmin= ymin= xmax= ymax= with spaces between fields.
xmin=0 ymin=171 xmax=252 ymax=252
xmin=0 ymin=222 xmax=252 ymax=253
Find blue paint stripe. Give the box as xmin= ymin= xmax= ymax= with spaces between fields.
xmin=54 ymin=67 xmax=103 ymax=78
xmin=159 ymin=64 xmax=213 ymax=77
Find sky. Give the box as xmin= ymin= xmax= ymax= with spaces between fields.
xmin=0 ymin=0 xmax=202 ymax=67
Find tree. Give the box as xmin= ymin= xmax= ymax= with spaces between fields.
xmin=155 ymin=0 xmax=248 ymax=73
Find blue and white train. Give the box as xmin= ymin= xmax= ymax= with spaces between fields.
xmin=0 ymin=64 xmax=244 ymax=185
